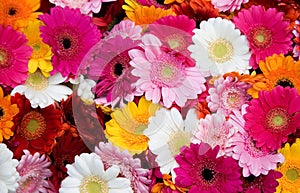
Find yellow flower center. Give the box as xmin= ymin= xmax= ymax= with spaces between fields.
xmin=80 ymin=176 xmax=108 ymax=193
xmin=0 ymin=48 xmax=9 ymax=68
xmin=168 ymin=131 xmax=192 ymax=156
xmin=20 ymin=111 xmax=46 ymax=140
xmin=25 ymin=71 xmax=48 ymax=90
xmin=286 ymin=168 xmax=299 ymax=181
xmin=161 ymin=65 xmax=175 ymax=79
xmin=209 ymin=39 xmax=233 ymax=63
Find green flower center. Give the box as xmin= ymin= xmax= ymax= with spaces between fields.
xmin=168 ymin=131 xmax=192 ymax=156
xmin=209 ymin=39 xmax=233 ymax=63
xmin=27 ymin=119 xmax=40 ymax=133
xmin=266 ymin=107 xmax=290 ymax=131
xmin=161 ymin=65 xmax=175 ymax=79
xmin=80 ymin=176 xmax=108 ymax=193
xmin=20 ymin=111 xmax=46 ymax=140
xmin=286 ymin=168 xmax=299 ymax=181
xmin=250 ymin=26 xmax=272 ymax=49
xmin=25 ymin=71 xmax=48 ymax=90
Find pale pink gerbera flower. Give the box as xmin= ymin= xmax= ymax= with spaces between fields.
xmin=16 ymin=150 xmax=52 ymax=193
xmin=191 ymin=112 xmax=239 ymax=157
xmin=211 ymin=0 xmax=249 ymax=12
xmin=129 ymin=34 xmax=207 ymax=108
xmin=104 ymin=20 xmax=143 ymax=40
xmin=49 ymin=0 xmax=116 ymax=15
xmin=207 ymin=76 xmax=251 ymax=117
xmin=233 ymin=5 xmax=293 ymax=69
xmin=229 ymin=107 xmax=285 ymax=177
xmin=94 ymin=142 xmax=151 ymax=193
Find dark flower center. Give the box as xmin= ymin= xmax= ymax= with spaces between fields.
xmin=156 ymin=0 xmax=165 ymax=5
xmin=245 ymin=174 xmax=256 ymax=183
xmin=8 ymin=7 xmax=17 ymax=16
xmin=0 ymin=107 xmax=4 ymax=118
xmin=202 ymin=168 xmax=215 ymax=181
xmin=276 ymin=78 xmax=294 ymax=88
xmin=114 ymin=63 xmax=124 ymax=76
xmin=62 ymin=38 xmax=72 ymax=49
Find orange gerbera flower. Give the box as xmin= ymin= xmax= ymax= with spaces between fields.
xmin=0 ymin=87 xmax=19 ymax=142
xmin=0 ymin=0 xmax=41 ymax=31
xmin=248 ymin=54 xmax=300 ymax=98
xmin=151 ymin=174 xmax=188 ymax=193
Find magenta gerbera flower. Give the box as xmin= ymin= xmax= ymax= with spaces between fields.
xmin=16 ymin=150 xmax=52 ymax=193
xmin=174 ymin=142 xmax=243 ymax=193
xmin=39 ymin=6 xmax=101 ymax=77
xmin=0 ymin=25 xmax=32 ymax=88
xmin=244 ymin=86 xmax=300 ymax=152
xmin=129 ymin=34 xmax=206 ymax=108
xmin=233 ymin=5 xmax=293 ymax=69
xmin=229 ymin=108 xmax=284 ymax=177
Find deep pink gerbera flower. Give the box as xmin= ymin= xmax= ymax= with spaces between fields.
xmin=129 ymin=34 xmax=206 ymax=108
xmin=244 ymin=86 xmax=300 ymax=152
xmin=174 ymin=143 xmax=243 ymax=193
xmin=0 ymin=25 xmax=32 ymax=88
xmin=233 ymin=5 xmax=293 ymax=69
xmin=39 ymin=6 xmax=101 ymax=77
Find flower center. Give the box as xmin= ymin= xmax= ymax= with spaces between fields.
xmin=20 ymin=111 xmax=46 ymax=140
xmin=165 ymin=33 xmax=187 ymax=51
xmin=221 ymin=87 xmax=245 ymax=110
xmin=114 ymin=63 xmax=124 ymax=76
xmin=134 ymin=112 xmax=150 ymax=134
xmin=80 ymin=175 xmax=108 ymax=193
xmin=8 ymin=7 xmax=17 ymax=16
xmin=250 ymin=26 xmax=272 ymax=49
xmin=167 ymin=131 xmax=192 ymax=156
xmin=62 ymin=38 xmax=71 ymax=49
xmin=286 ymin=168 xmax=299 ymax=181
xmin=266 ymin=107 xmax=290 ymax=131
xmin=31 ymin=41 xmax=50 ymax=59
xmin=276 ymin=78 xmax=294 ymax=88
xmin=0 ymin=48 xmax=10 ymax=68
xmin=55 ymin=28 xmax=81 ymax=59
xmin=208 ymin=39 xmax=233 ymax=63
xmin=25 ymin=71 xmax=48 ymax=90
xmin=202 ymin=168 xmax=215 ymax=181
xmin=0 ymin=107 xmax=3 ymax=118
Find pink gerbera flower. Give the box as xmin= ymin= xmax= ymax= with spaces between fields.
xmin=174 ymin=143 xmax=243 ymax=193
xmin=191 ymin=113 xmax=238 ymax=157
xmin=229 ymin=108 xmax=284 ymax=177
xmin=104 ymin=20 xmax=143 ymax=40
xmin=293 ymin=20 xmax=300 ymax=58
xmin=233 ymin=5 xmax=293 ymax=69
xmin=39 ymin=6 xmax=101 ymax=77
xmin=129 ymin=34 xmax=206 ymax=108
xmin=94 ymin=142 xmax=151 ymax=193
xmin=0 ymin=25 xmax=32 ymax=88
xmin=244 ymin=86 xmax=300 ymax=152
xmin=211 ymin=0 xmax=249 ymax=12
xmin=241 ymin=171 xmax=282 ymax=193
xmin=16 ymin=150 xmax=52 ymax=193
xmin=207 ymin=76 xmax=251 ymax=117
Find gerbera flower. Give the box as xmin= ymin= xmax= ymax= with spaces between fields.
xmin=174 ymin=142 xmax=243 ymax=192
xmin=104 ymin=19 xmax=143 ymax=40
xmin=247 ymin=54 xmax=300 ymax=98
xmin=151 ymin=174 xmax=188 ymax=192
xmin=16 ymin=150 xmax=52 ymax=193
xmin=276 ymin=138 xmax=300 ymax=193
xmin=23 ymin=20 xmax=53 ymax=77
xmin=105 ymin=96 xmax=161 ymax=154
xmin=136 ymin=0 xmax=170 ymax=9
xmin=95 ymin=142 xmax=151 ymax=193
xmin=85 ymin=35 xmax=142 ymax=108
xmin=244 ymin=86 xmax=300 ymax=152
xmin=8 ymin=94 xmax=62 ymax=159
xmin=59 ymin=153 xmax=133 ymax=193
xmin=211 ymin=0 xmax=249 ymax=12
xmin=233 ymin=5 xmax=293 ymax=69
xmin=125 ymin=5 xmax=176 ymax=25
xmin=0 ymin=25 xmax=32 ymax=88
xmin=293 ymin=20 xmax=300 ymax=58
xmin=39 ymin=6 xmax=101 ymax=77
xmin=188 ymin=17 xmax=251 ymax=77
xmin=144 ymin=107 xmax=198 ymax=175
xmin=11 ymin=71 xmax=72 ymax=108
xmin=49 ymin=0 xmax=116 ymax=15
xmin=229 ymin=108 xmax=285 ymax=177
xmin=129 ymin=34 xmax=206 ymax=108
xmin=241 ymin=171 xmax=282 ymax=193
xmin=0 ymin=0 xmax=40 ymax=31
xmin=191 ymin=112 xmax=238 ymax=157
xmin=0 ymin=143 xmax=19 ymax=193
xmin=0 ymin=86 xmax=19 ymax=142
xmin=207 ymin=76 xmax=251 ymax=116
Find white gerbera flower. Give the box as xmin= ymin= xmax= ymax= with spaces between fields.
xmin=11 ymin=71 xmax=72 ymax=108
xmin=143 ymin=107 xmax=198 ymax=176
xmin=0 ymin=143 xmax=20 ymax=193
xmin=59 ymin=153 xmax=133 ymax=193
xmin=188 ymin=17 xmax=251 ymax=77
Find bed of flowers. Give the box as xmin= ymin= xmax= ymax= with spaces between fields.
xmin=0 ymin=0 xmax=300 ymax=192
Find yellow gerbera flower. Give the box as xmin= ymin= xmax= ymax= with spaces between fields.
xmin=276 ymin=139 xmax=300 ymax=193
xmin=0 ymin=87 xmax=19 ymax=142
xmin=105 ymin=97 xmax=161 ymax=154
xmin=23 ymin=20 xmax=53 ymax=77
xmin=125 ymin=4 xmax=176 ymax=25
xmin=0 ymin=0 xmax=41 ymax=31
xmin=248 ymin=54 xmax=300 ymax=98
